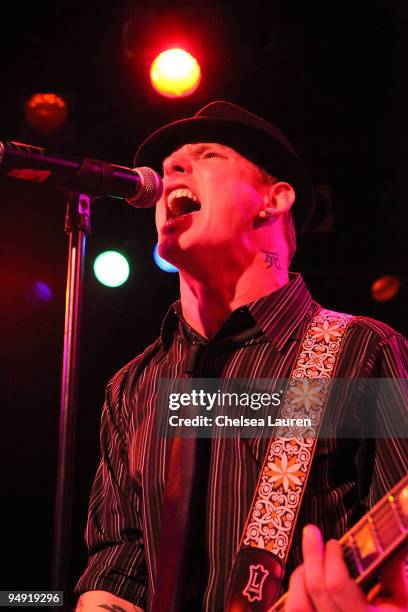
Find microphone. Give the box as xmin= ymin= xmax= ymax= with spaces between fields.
xmin=0 ymin=140 xmax=162 ymax=208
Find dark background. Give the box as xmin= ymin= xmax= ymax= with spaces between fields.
xmin=1 ymin=1 xmax=407 ymax=608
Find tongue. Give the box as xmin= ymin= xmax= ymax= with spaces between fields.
xmin=171 ymin=196 xmax=201 ymax=218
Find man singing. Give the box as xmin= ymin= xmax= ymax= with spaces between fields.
xmin=75 ymin=101 xmax=408 ymax=611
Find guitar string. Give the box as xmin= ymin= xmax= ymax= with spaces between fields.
xmin=342 ymin=514 xmax=406 ymax=561
xmin=344 ymin=499 xmax=407 ymax=543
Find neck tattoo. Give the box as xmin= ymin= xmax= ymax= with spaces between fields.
xmin=261 ymin=250 xmax=281 ymax=270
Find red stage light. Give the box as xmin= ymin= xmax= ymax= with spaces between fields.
xmin=371 ymin=275 xmax=400 ymax=302
xmin=150 ymin=48 xmax=201 ymax=98
xmin=25 ymin=92 xmax=68 ymax=134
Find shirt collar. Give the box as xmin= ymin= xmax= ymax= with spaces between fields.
xmin=160 ymin=302 xmax=182 ymax=350
xmin=160 ymin=272 xmax=313 ymax=352
xmin=247 ymin=272 xmax=313 ymax=351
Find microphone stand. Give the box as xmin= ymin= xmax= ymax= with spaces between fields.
xmin=51 ymin=192 xmax=92 ymax=609
xmin=1 ymin=144 xmax=160 ymax=608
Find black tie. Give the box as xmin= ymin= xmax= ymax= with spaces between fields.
xmin=152 ymin=342 xmax=209 ymax=611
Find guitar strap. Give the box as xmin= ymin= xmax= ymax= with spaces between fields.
xmin=225 ymin=307 xmax=354 ymax=611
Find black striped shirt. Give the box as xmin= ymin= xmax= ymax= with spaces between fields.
xmin=75 ymin=273 xmax=408 ymax=610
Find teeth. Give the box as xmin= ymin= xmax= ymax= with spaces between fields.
xmin=167 ymin=188 xmax=199 ymax=211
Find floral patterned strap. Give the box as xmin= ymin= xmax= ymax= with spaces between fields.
xmin=242 ymin=308 xmax=353 ymax=561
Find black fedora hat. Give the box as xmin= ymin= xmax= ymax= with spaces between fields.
xmin=134 ymin=101 xmax=314 ymax=229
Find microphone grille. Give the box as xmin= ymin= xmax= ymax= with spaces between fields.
xmin=127 ymin=166 xmax=163 ymax=208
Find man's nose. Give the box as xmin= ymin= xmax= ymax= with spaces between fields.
xmin=163 ymin=151 xmax=193 ymax=176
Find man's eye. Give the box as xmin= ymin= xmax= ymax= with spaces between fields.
xmin=203 ymin=151 xmax=219 ymax=159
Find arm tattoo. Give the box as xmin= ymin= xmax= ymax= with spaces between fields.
xmin=261 ymin=250 xmax=281 ymax=270
xmin=98 ymin=605 xmax=128 ymax=612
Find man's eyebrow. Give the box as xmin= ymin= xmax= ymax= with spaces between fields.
xmin=191 ymin=143 xmax=226 ymax=152
xmin=162 ymin=143 xmax=226 ymax=166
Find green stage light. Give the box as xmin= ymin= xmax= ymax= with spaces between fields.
xmin=93 ymin=251 xmax=130 ymax=287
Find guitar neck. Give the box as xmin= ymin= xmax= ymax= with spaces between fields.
xmin=271 ymin=474 xmax=408 ymax=611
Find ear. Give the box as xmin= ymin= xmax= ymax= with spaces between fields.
xmin=267 ymin=181 xmax=296 ymax=215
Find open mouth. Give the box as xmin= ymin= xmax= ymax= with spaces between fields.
xmin=167 ymin=188 xmax=201 ymax=219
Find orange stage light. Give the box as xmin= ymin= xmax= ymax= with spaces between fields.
xmin=150 ymin=48 xmax=201 ymax=98
xmin=25 ymin=92 xmax=68 ymax=134
xmin=371 ymin=275 xmax=400 ymax=302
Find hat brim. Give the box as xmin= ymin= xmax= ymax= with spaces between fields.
xmin=134 ymin=116 xmax=314 ymax=229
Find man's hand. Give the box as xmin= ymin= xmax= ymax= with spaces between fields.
xmin=286 ymin=525 xmax=408 ymax=611
xmin=75 ymin=590 xmax=144 ymax=612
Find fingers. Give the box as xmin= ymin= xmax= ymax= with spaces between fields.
xmin=286 ymin=524 xmax=407 ymax=611
xmin=301 ymin=525 xmax=370 ymax=612
xmin=323 ymin=539 xmax=367 ymax=610
xmin=285 ymin=564 xmax=315 ymax=612
xmin=301 ymin=525 xmax=340 ymax=612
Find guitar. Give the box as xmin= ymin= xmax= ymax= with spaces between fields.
xmin=269 ymin=473 xmax=408 ymax=610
